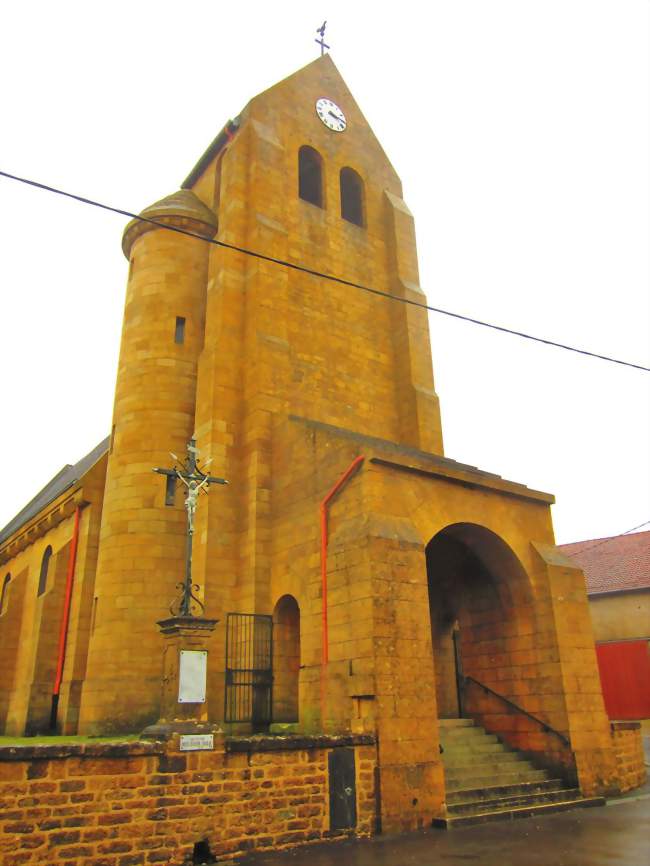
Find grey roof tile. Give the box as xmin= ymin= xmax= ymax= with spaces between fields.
xmin=0 ymin=437 xmax=109 ymax=547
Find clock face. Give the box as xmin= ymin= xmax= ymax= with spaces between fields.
xmin=316 ymin=98 xmax=347 ymax=132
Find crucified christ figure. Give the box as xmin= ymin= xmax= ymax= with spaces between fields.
xmin=153 ymin=437 xmax=228 ymax=616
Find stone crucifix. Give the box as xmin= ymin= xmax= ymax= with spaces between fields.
xmin=153 ymin=437 xmax=228 ymax=617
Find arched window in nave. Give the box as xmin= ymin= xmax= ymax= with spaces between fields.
xmin=0 ymin=573 xmax=10 ymax=614
xmin=37 ymin=546 xmax=52 ymax=597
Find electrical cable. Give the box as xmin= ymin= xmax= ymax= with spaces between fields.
xmin=561 ymin=520 xmax=650 ymax=556
xmin=1 ymin=168 xmax=649 ymax=373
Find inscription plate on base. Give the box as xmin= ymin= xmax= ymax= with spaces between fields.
xmin=178 ymin=649 xmax=207 ymax=703
xmin=179 ymin=734 xmax=214 ymax=751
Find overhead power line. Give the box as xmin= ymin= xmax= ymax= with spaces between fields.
xmin=1 ymin=168 xmax=649 ymax=373
xmin=561 ymin=519 xmax=650 ymax=557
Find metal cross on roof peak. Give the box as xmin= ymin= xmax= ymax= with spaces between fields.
xmin=315 ymin=20 xmax=330 ymax=56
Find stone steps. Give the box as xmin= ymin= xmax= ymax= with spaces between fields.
xmin=433 ymin=795 xmax=605 ymax=828
xmin=440 ymin=726 xmax=499 ymax=741
xmin=439 ymin=718 xmax=475 ymax=727
xmin=447 ymin=778 xmax=568 ymax=804
xmin=446 ymin=751 xmax=532 ymax=770
xmin=448 ymin=785 xmax=583 ymax=815
xmin=437 ymin=718 xmax=605 ymax=827
xmin=443 ymin=740 xmax=511 ymax=756
xmin=445 ymin=768 xmax=549 ymax=792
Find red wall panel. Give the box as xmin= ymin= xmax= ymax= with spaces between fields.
xmin=595 ymin=640 xmax=650 ymax=719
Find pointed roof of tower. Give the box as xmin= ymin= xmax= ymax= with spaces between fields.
xmin=182 ymin=54 xmax=399 ymax=193
xmin=252 ymin=52 xmax=338 ymax=99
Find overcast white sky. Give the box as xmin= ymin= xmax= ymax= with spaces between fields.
xmin=1 ymin=1 xmax=648 ymax=544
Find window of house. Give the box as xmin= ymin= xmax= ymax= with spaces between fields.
xmin=298 ymin=146 xmax=324 ymax=207
xmin=340 ymin=167 xmax=365 ymax=226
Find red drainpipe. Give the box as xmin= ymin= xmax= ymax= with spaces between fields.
xmin=50 ymin=505 xmax=81 ymax=731
xmin=319 ymin=456 xmax=364 ymax=666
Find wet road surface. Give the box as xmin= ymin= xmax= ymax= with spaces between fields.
xmin=238 ymin=790 xmax=650 ymax=866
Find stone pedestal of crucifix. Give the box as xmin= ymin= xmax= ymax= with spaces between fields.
xmin=141 ymin=438 xmax=227 ymax=744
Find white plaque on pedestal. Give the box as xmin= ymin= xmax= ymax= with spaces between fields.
xmin=178 ymin=650 xmax=207 ymax=703
xmin=179 ymin=734 xmax=214 ymax=751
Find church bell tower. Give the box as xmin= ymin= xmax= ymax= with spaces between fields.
xmin=80 ymin=51 xmax=444 ymax=733
xmin=73 ymin=54 xmax=623 ymax=833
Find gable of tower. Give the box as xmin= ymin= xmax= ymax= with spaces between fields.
xmin=184 ymin=54 xmax=444 ymax=467
xmin=185 ymin=55 xmax=401 ymax=211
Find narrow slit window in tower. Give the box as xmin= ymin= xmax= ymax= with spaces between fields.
xmin=298 ymin=146 xmax=324 ymax=207
xmin=175 ymin=316 xmax=186 ymax=344
xmin=340 ymin=167 xmax=364 ymax=226
xmin=165 ymin=475 xmax=177 ymax=506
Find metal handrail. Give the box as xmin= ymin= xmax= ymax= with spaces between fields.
xmin=464 ymin=675 xmax=570 ymax=748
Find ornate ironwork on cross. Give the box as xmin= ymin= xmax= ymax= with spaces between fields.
xmin=153 ymin=438 xmax=228 ymax=618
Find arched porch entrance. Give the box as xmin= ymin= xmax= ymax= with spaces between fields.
xmin=426 ymin=523 xmax=533 ymax=721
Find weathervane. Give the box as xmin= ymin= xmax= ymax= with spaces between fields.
xmin=153 ymin=437 xmax=228 ymax=617
xmin=315 ymin=20 xmax=330 ymax=56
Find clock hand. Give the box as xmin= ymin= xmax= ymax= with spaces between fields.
xmin=328 ymin=110 xmax=342 ymax=121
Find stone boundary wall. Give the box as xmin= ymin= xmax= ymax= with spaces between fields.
xmin=610 ymin=722 xmax=647 ymax=793
xmin=0 ymin=734 xmax=376 ymax=866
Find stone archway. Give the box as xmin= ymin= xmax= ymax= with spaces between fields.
xmin=425 ymin=523 xmax=534 ymax=721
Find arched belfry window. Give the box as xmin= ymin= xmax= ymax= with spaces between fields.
xmin=37 ymin=546 xmax=52 ymax=597
xmin=298 ymin=146 xmax=324 ymax=208
xmin=0 ymin=574 xmax=10 ymax=614
xmin=340 ymin=167 xmax=365 ymax=227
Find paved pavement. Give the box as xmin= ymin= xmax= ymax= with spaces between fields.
xmin=239 ymin=789 xmax=650 ymax=866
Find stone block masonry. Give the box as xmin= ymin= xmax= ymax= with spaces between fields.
xmin=0 ymin=734 xmax=376 ymax=865
xmin=610 ymin=722 xmax=647 ymax=793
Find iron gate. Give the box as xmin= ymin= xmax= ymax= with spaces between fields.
xmin=224 ymin=613 xmax=273 ymax=726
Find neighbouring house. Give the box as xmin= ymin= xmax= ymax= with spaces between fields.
xmin=559 ymin=530 xmax=650 ymax=722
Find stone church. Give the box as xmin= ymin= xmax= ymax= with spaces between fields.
xmin=0 ymin=55 xmax=637 ymax=829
